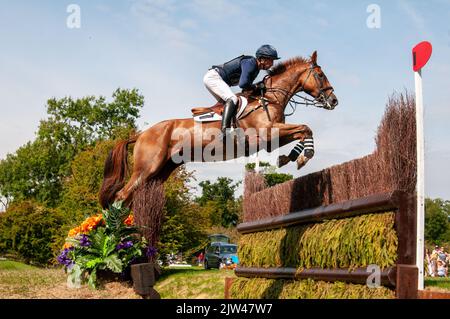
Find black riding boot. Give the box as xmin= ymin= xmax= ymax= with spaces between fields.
xmin=220 ymin=98 xmax=237 ymax=140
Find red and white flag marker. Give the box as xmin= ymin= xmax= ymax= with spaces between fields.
xmin=412 ymin=41 xmax=432 ymax=290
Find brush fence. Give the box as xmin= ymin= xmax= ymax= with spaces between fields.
xmin=227 ymin=190 xmax=418 ymax=299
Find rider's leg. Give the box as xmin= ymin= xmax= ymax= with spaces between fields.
xmin=203 ymin=69 xmax=238 ymax=104
xmin=203 ymin=69 xmax=238 ymax=138
xmin=221 ymin=98 xmax=238 ymax=132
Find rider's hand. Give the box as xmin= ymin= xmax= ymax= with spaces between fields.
xmin=252 ymin=82 xmax=266 ymax=95
xmin=255 ymin=82 xmax=266 ymax=90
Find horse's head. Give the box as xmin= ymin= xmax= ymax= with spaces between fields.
xmin=299 ymin=51 xmax=338 ymax=110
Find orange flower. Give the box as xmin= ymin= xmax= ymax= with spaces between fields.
xmin=68 ymin=226 xmax=81 ymax=237
xmin=68 ymin=214 xmax=104 ymax=237
xmin=124 ymin=214 xmax=134 ymax=226
xmin=79 ymin=214 xmax=104 ymax=233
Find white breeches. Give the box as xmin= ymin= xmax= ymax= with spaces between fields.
xmin=203 ymin=69 xmax=238 ymax=104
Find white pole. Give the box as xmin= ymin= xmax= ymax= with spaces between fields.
xmin=255 ymin=152 xmax=260 ymax=173
xmin=415 ymin=69 xmax=425 ymax=290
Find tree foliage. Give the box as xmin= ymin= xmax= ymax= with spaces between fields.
xmin=196 ymin=177 xmax=241 ymax=228
xmin=245 ymin=161 xmax=293 ymax=187
xmin=0 ymin=200 xmax=65 ymax=264
xmin=0 ymin=88 xmax=143 ymax=208
xmin=158 ymin=167 xmax=210 ymax=263
xmin=425 ymin=198 xmax=450 ymax=244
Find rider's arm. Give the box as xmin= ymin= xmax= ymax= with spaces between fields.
xmin=238 ymin=58 xmax=258 ymax=90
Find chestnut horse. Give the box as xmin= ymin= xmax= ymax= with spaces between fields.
xmin=99 ymin=51 xmax=338 ymax=208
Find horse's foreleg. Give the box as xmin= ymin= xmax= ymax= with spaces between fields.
xmin=271 ymin=123 xmax=314 ymax=170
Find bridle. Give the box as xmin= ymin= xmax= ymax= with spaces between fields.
xmin=262 ymin=62 xmax=337 ymax=116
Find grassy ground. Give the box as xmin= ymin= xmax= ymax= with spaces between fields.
xmin=155 ymin=266 xmax=236 ymax=299
xmin=1 ymin=260 xmax=449 ymax=298
xmin=0 ymin=261 xmax=235 ymax=299
xmin=424 ymin=277 xmax=450 ymax=292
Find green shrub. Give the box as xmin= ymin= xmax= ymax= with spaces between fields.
xmin=0 ymin=200 xmax=65 ymax=265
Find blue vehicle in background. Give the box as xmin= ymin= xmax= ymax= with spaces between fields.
xmin=204 ymin=241 xmax=239 ymax=270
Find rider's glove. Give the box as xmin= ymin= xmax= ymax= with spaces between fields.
xmin=251 ymin=82 xmax=266 ymax=95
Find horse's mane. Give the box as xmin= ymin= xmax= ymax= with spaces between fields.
xmin=268 ymin=56 xmax=310 ymax=76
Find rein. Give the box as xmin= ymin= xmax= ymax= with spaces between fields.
xmin=263 ymin=63 xmax=336 ymax=116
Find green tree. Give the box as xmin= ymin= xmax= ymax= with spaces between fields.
xmin=425 ymin=198 xmax=450 ymax=244
xmin=59 ymin=139 xmax=118 ymax=223
xmin=0 ymin=88 xmax=143 ymax=207
xmin=159 ymin=167 xmax=210 ymax=263
xmin=196 ymin=177 xmax=241 ymax=227
xmin=0 ymin=200 xmax=65 ymax=264
xmin=244 ymin=161 xmax=293 ymax=187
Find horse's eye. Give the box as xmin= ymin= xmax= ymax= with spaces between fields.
xmin=318 ymin=73 xmax=324 ymax=78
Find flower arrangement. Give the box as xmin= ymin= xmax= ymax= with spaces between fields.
xmin=58 ymin=201 xmax=154 ymax=289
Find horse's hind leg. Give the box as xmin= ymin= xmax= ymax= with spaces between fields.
xmin=115 ymin=122 xmax=173 ymax=205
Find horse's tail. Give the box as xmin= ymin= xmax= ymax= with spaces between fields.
xmin=99 ymin=133 xmax=139 ymax=209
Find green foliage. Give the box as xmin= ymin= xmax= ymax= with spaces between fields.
xmin=425 ymin=198 xmax=450 ymax=244
xmin=42 ymin=88 xmax=143 ymax=144
xmin=230 ymin=278 xmax=395 ymax=299
xmin=244 ymin=162 xmax=293 ymax=187
xmin=60 ymin=201 xmax=147 ymax=289
xmin=196 ymin=177 xmax=241 ymax=227
xmin=0 ymin=200 xmax=65 ymax=265
xmin=0 ymin=88 xmax=143 ymax=208
xmin=0 ymin=139 xmax=64 ymax=206
xmin=158 ymin=167 xmax=210 ymax=264
xmin=244 ymin=163 xmax=256 ymax=171
xmin=264 ymin=173 xmax=293 ymax=187
xmin=238 ymin=213 xmax=398 ymax=270
xmin=58 ymin=139 xmax=117 ymax=224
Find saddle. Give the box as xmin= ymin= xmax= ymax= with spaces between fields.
xmin=191 ymin=96 xmax=249 ymax=123
xmin=191 ymin=101 xmax=225 ymax=117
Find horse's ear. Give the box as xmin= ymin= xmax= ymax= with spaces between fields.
xmin=311 ymin=51 xmax=318 ymax=65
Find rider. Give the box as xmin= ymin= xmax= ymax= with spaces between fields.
xmin=203 ymin=45 xmax=280 ymax=139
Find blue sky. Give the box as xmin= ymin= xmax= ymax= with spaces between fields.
xmin=0 ymin=0 xmax=449 ymax=199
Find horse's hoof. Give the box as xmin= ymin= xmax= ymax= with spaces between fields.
xmin=296 ymin=155 xmax=308 ymax=170
xmin=277 ymin=155 xmax=290 ymax=168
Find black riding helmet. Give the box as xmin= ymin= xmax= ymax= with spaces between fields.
xmin=256 ymin=45 xmax=281 ymax=60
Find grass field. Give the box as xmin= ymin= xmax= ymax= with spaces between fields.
xmin=1 ymin=260 xmax=449 ymax=298
xmin=0 ymin=260 xmax=235 ymax=299
xmin=424 ymin=277 xmax=450 ymax=291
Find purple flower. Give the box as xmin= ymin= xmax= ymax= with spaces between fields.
xmin=78 ymin=234 xmax=91 ymax=247
xmin=146 ymin=246 xmax=157 ymax=258
xmin=116 ymin=241 xmax=133 ymax=251
xmin=57 ymin=247 xmax=74 ymax=269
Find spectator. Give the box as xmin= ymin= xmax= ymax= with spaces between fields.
xmin=437 ymin=260 xmax=447 ymax=277
xmin=426 ymin=249 xmax=434 ymax=277
xmin=438 ymin=247 xmax=447 ymax=263
xmin=430 ymin=248 xmax=439 ymax=277
xmin=198 ymin=252 xmax=204 ymax=266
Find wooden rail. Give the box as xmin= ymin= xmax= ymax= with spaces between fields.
xmin=235 ymin=266 xmax=397 ymax=287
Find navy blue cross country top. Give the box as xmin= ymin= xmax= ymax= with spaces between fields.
xmin=212 ymin=55 xmax=259 ymax=90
